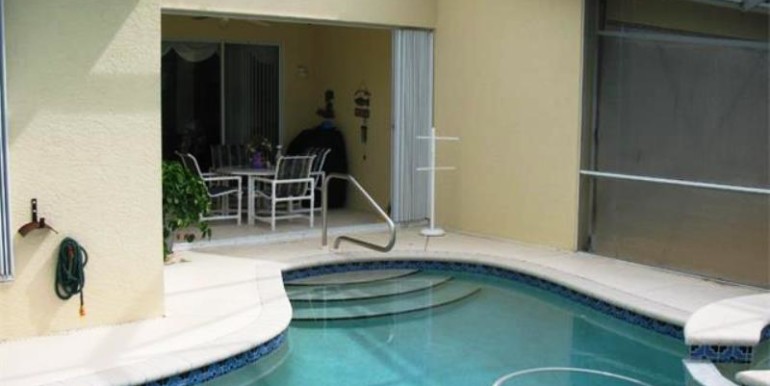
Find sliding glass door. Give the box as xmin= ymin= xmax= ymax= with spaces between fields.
xmin=162 ymin=42 xmax=221 ymax=170
xmin=161 ymin=41 xmax=279 ymax=171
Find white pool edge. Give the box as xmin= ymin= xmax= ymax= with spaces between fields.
xmin=3 ymin=233 xmax=766 ymax=386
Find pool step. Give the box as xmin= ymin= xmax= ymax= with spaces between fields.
xmin=285 ymin=269 xmax=419 ymax=286
xmin=287 ymin=274 xmax=453 ymax=302
xmin=291 ymin=281 xmax=481 ymax=321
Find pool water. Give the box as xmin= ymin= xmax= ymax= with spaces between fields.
xmin=208 ymin=271 xmax=686 ymax=386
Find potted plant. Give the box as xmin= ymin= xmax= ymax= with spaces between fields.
xmin=246 ymin=135 xmax=275 ymax=168
xmin=162 ymin=161 xmax=212 ymax=259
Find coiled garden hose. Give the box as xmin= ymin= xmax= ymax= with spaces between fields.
xmin=55 ymin=237 xmax=88 ymax=317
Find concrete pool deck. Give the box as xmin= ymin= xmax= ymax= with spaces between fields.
xmin=0 ymin=228 xmax=767 ymax=385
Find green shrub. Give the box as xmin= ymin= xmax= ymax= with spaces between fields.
xmin=162 ymin=161 xmax=211 ymax=257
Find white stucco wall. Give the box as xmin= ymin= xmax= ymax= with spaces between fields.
xmin=0 ymin=0 xmax=164 ymax=339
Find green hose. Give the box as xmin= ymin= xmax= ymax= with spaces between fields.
xmin=55 ymin=237 xmax=88 ymax=316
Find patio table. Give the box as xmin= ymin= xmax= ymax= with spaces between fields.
xmin=216 ymin=167 xmax=275 ymax=226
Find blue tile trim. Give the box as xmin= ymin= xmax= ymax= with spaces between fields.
xmin=142 ymin=331 xmax=286 ymax=386
xmin=689 ymin=345 xmax=753 ymax=364
xmin=686 ymin=312 xmax=770 ymax=364
xmin=282 ymin=260 xmax=685 ymax=340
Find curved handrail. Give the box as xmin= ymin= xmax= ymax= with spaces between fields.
xmin=321 ymin=173 xmax=396 ymax=252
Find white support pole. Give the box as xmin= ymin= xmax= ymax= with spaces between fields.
xmin=417 ymin=127 xmax=459 ymax=237
xmin=421 ymin=128 xmax=444 ymax=236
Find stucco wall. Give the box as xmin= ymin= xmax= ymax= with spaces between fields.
xmin=0 ymin=0 xmax=164 ymax=339
xmin=161 ymin=0 xmax=436 ymax=29
xmin=434 ymin=0 xmax=585 ymax=250
xmin=314 ymin=26 xmax=392 ymax=211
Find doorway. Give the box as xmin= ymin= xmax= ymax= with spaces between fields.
xmin=160 ymin=14 xmax=435 ymax=244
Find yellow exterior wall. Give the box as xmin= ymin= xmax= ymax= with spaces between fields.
xmin=0 ymin=0 xmax=164 ymax=339
xmin=434 ymin=0 xmax=585 ymax=250
xmin=314 ymin=26 xmax=392 ymax=210
xmin=606 ymin=0 xmax=769 ymax=41
xmin=161 ymin=0 xmax=436 ymax=29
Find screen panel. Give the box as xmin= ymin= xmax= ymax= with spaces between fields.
xmin=592 ymin=179 xmax=769 ymax=287
xmin=596 ymin=35 xmax=768 ymax=187
xmin=587 ymin=27 xmax=770 ymax=287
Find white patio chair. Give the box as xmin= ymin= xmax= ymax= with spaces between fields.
xmin=177 ymin=152 xmax=242 ymax=225
xmin=252 ymin=155 xmax=316 ymax=231
xmin=289 ymin=148 xmax=331 ymax=214
xmin=211 ymin=144 xmax=250 ymax=169
xmin=308 ymin=147 xmax=331 ymax=198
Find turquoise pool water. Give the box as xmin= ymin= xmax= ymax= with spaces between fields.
xmin=208 ymin=271 xmax=686 ymax=386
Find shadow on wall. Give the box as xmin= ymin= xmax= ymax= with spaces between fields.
xmin=6 ymin=0 xmax=151 ymax=145
xmin=2 ymin=0 xmax=164 ymax=339
xmin=25 ymin=237 xmax=66 ymax=334
xmin=12 ymin=231 xmax=66 ymax=334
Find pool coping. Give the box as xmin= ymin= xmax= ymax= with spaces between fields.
xmin=284 ymin=250 xmax=697 ymax=325
xmin=685 ymin=293 xmax=770 ymax=364
xmin=145 ymin=249 xmax=770 ymax=385
xmin=3 ymin=236 xmax=766 ymax=386
xmin=281 ymin=256 xmax=686 ymax=338
xmin=0 ymin=254 xmax=293 ymax=386
xmin=143 ymin=249 xmax=720 ymax=385
xmin=141 ymin=251 xmax=689 ymax=386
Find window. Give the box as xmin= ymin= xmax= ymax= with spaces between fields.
xmin=0 ymin=0 xmax=12 ymax=282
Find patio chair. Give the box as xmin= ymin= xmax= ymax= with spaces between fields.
xmin=177 ymin=152 xmax=242 ymax=225
xmin=252 ymin=155 xmax=316 ymax=231
xmin=210 ymin=145 xmax=225 ymax=170
xmin=210 ymin=144 xmax=250 ymax=169
xmin=289 ymin=148 xmax=331 ymax=213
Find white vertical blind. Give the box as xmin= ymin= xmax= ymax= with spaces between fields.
xmin=391 ymin=29 xmax=433 ymax=223
xmin=224 ymin=44 xmax=279 ymax=146
xmin=0 ymin=0 xmax=12 ymax=282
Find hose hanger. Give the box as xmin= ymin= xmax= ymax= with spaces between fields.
xmin=17 ymin=198 xmax=58 ymax=236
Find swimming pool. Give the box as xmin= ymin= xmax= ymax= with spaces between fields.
xmin=204 ymin=266 xmax=686 ymax=386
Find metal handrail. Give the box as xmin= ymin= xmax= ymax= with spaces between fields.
xmin=321 ymin=173 xmax=396 ymax=252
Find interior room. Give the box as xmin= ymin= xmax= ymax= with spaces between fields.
xmin=161 ymin=14 xmax=396 ymax=245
